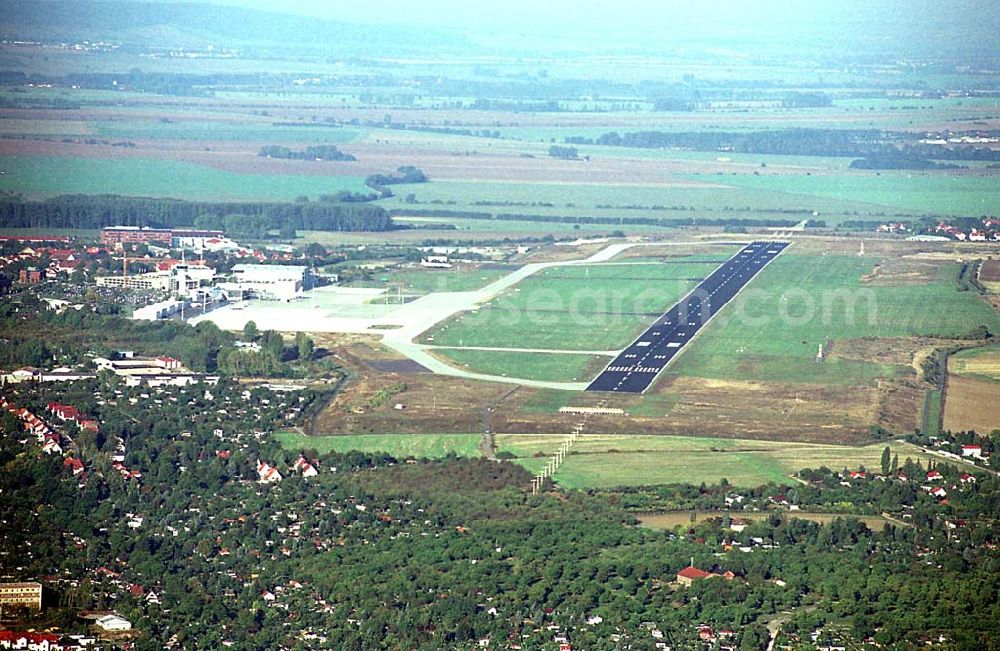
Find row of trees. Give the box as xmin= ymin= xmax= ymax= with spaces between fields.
xmin=0 ymin=195 xmax=394 ymax=232
xmin=565 ymin=128 xmax=1000 ymax=161
xmin=258 ymin=144 xmax=356 ymax=161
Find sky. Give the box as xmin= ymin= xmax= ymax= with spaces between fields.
xmin=134 ymin=0 xmax=998 ymax=50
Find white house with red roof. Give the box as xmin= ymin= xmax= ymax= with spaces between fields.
xmin=292 ymin=456 xmax=319 ymax=478
xmin=961 ymin=445 xmax=982 ymax=458
xmin=257 ymin=460 xmax=283 ymax=483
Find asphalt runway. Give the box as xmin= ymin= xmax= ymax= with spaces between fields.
xmin=587 ymin=240 xmax=789 ymax=394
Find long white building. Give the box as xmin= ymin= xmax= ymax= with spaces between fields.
xmin=230 ymin=264 xmax=310 ymax=301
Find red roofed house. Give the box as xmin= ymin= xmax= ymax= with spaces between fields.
xmin=292 ymin=456 xmax=319 ymax=478
xmin=961 ymin=445 xmax=982 ymax=458
xmin=0 ymin=631 xmax=61 ymax=649
xmin=63 ymin=457 xmax=85 ymax=475
xmin=927 ymin=470 xmax=943 ymax=481
xmin=960 ymin=473 xmax=977 ymax=484
xmin=257 ymin=460 xmax=283 ymax=484
xmin=677 ymin=566 xmax=714 ymax=586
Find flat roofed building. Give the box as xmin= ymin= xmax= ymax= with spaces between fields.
xmin=0 ymin=582 xmax=42 ymax=611
xmin=231 ymin=264 xmax=310 ymax=301
xmin=97 ymin=272 xmax=172 ymax=291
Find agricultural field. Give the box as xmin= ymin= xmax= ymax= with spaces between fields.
xmin=943 ymin=345 xmax=1000 ymax=434
xmin=499 ymin=434 xmax=935 ymax=488
xmin=710 ymin=172 xmax=1000 ymax=218
xmin=949 ymin=344 xmax=1000 ymax=382
xmin=376 ymin=178 xmax=898 ymax=225
xmin=980 ymin=260 xmax=1000 ymax=292
xmin=0 ymin=154 xmax=368 ymax=201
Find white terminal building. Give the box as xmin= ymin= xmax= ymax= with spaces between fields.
xmin=229 ymin=264 xmax=310 ymax=301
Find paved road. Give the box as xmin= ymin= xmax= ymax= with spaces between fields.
xmin=587 ymin=240 xmax=789 ymax=394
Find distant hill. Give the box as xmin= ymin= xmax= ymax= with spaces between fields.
xmin=0 ymin=0 xmax=467 ymax=54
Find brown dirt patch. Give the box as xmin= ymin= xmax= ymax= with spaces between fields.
xmin=830 ymin=337 xmax=972 ymax=369
xmin=980 ymin=260 xmax=1000 ymax=292
xmin=861 ymin=257 xmax=941 ymax=285
xmin=312 ymin=332 xmax=918 ymax=444
xmin=943 ymin=375 xmax=1000 ymax=433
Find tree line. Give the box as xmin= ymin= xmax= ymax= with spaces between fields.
xmin=565 ymin=128 xmax=1000 ymax=161
xmin=0 ymin=195 xmax=395 ymax=233
xmin=258 ymin=144 xmax=356 ymax=161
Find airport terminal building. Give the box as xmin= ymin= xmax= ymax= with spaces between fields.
xmin=230 ymin=264 xmax=311 ymax=301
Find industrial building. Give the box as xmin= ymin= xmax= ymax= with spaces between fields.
xmin=230 ymin=264 xmax=310 ymax=301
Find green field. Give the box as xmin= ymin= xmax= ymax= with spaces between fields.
xmin=921 ymin=390 xmax=943 ymax=436
xmin=712 ymin=173 xmax=1000 ymax=217
xmin=432 ymin=348 xmax=607 ymax=382
xmin=393 ymin=215 xmax=670 ymax=234
xmin=424 ymin=262 xmax=714 ymax=352
xmin=376 ymin=179 xmax=889 ymax=224
xmin=668 ymin=254 xmax=1000 ymax=385
xmin=0 ymin=155 xmax=368 ymax=201
xmin=275 ymin=431 xmax=482 ymax=458
xmin=498 ymin=434 xmax=935 ymax=489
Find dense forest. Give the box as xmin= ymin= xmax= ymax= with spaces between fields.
xmin=0 ymin=195 xmax=394 ymax=233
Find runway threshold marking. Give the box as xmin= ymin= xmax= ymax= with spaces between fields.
xmin=586 ymin=240 xmax=789 ymax=394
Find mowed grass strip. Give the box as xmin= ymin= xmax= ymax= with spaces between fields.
xmin=425 ymin=263 xmax=708 ymax=351
xmin=669 ymin=254 xmax=1000 ymax=385
xmin=275 ymin=431 xmax=482 ymax=458
xmin=498 ymin=434 xmax=936 ymax=489
xmin=431 ymin=348 xmax=609 ymax=383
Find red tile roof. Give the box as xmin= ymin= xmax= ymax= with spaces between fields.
xmin=677 ymin=566 xmax=713 ymax=580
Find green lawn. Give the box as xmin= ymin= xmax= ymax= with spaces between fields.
xmin=274 ymin=431 xmax=482 ymax=458
xmin=424 ymin=262 xmax=712 ymax=352
xmin=921 ymin=390 xmax=943 ymax=436
xmin=498 ymin=434 xmax=935 ymax=489
xmin=0 ymin=155 xmax=368 ymax=201
xmin=432 ymin=348 xmax=608 ymax=383
xmin=668 ymin=254 xmax=1000 ymax=384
